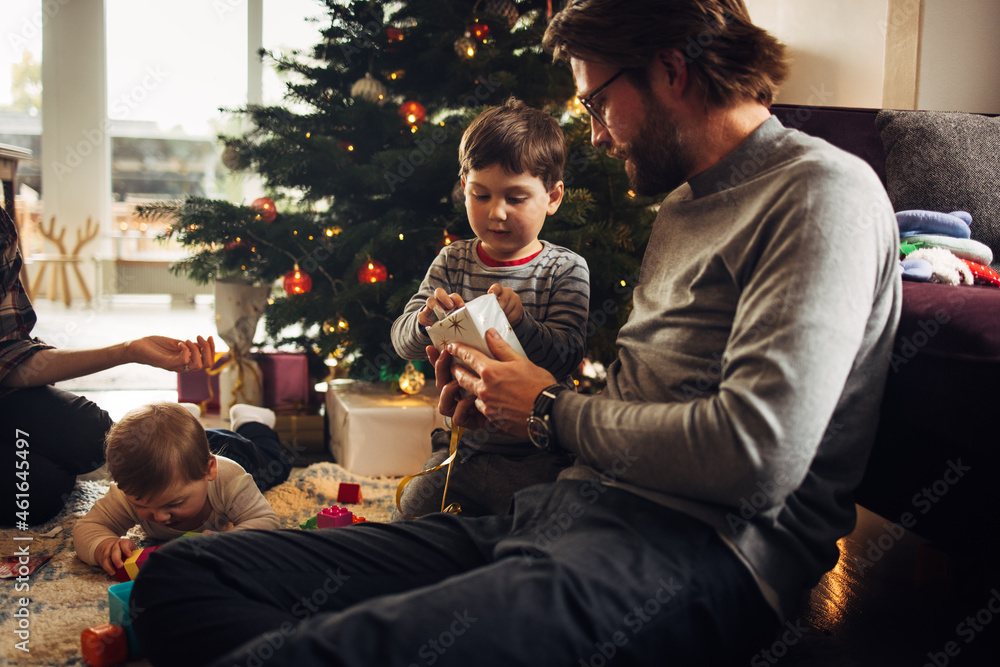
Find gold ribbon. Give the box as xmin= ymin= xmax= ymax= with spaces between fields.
xmin=189 ymin=352 xmax=228 ymax=415
xmin=206 ymin=350 xmax=261 ymax=409
xmin=395 ymin=426 xmax=464 ymax=519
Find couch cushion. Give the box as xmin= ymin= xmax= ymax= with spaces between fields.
xmin=772 ymin=105 xmax=885 ymax=184
xmin=877 ymin=110 xmax=1000 ymax=268
xmin=856 ymin=280 xmax=1000 ymax=554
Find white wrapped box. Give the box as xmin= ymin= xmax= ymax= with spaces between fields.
xmin=426 ymin=293 xmax=526 ymax=360
xmin=326 ymin=382 xmax=446 ymax=477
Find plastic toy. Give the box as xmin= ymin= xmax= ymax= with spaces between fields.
xmin=337 ymin=482 xmax=363 ymax=504
xmin=81 ymin=623 xmax=127 ymax=666
xmin=108 ymin=581 xmax=142 ymax=658
xmin=317 ymin=505 xmax=354 ymax=528
xmin=114 ymin=546 xmax=158 ymax=583
xmin=300 ymin=510 xmax=367 ymax=530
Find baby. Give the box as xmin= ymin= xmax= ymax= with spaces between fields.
xmin=73 ymin=402 xmax=280 ymax=575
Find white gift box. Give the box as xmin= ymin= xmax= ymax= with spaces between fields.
xmin=326 ymin=382 xmax=446 ymax=477
xmin=426 ymin=293 xmax=526 ymax=360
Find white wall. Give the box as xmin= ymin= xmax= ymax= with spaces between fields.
xmin=747 ymin=0 xmax=1000 ymax=114
xmin=745 ymin=0 xmax=888 ymax=108
xmin=918 ymin=0 xmax=1000 ymax=113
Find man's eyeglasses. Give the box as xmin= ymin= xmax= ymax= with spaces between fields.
xmin=578 ymin=69 xmax=626 ymax=130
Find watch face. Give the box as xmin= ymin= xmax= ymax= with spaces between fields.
xmin=527 ymin=416 xmax=549 ymax=449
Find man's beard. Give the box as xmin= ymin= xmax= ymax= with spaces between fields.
xmin=610 ymin=98 xmax=693 ymax=197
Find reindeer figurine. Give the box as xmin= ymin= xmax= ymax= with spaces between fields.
xmin=31 ymin=216 xmax=99 ymax=306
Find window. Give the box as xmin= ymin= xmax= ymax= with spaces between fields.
xmin=0 ymin=0 xmax=44 ymax=254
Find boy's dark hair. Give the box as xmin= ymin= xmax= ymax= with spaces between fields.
xmin=459 ymin=97 xmax=565 ymax=191
xmin=105 ymin=403 xmax=212 ymax=501
xmin=543 ymin=0 xmax=789 ymax=108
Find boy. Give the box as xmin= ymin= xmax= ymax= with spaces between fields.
xmin=390 ymin=97 xmax=590 ymax=518
xmin=73 ymin=403 xmax=282 ymax=576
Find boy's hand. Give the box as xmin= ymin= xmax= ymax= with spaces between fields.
xmin=488 ymin=284 xmax=524 ymax=325
xmin=418 ymin=289 xmax=466 ymax=327
xmin=94 ymin=537 xmax=136 ymax=577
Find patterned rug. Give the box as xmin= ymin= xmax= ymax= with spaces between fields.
xmin=0 ymin=463 xmax=400 ymax=666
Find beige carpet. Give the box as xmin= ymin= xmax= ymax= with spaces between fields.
xmin=0 ymin=463 xmax=399 ymax=666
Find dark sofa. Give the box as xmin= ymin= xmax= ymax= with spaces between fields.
xmin=771 ymin=104 xmax=1000 ymax=560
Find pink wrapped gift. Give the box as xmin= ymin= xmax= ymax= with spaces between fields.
xmin=256 ymin=352 xmax=318 ymax=413
xmin=176 ymin=355 xmax=226 ymax=413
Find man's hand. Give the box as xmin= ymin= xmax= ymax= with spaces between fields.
xmin=487 ymin=284 xmax=524 ymax=325
xmin=429 ymin=328 xmax=555 ymax=438
xmin=126 ymin=335 xmax=216 ymax=373
xmin=417 ymin=289 xmax=467 ymax=327
xmin=94 ymin=537 xmax=136 ymax=577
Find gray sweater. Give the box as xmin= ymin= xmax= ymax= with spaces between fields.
xmin=554 ymin=117 xmax=901 ymax=618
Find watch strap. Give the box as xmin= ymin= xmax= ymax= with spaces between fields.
xmin=532 ymin=384 xmax=566 ymax=418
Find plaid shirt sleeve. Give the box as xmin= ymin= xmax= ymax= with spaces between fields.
xmin=0 ymin=207 xmax=54 ymax=395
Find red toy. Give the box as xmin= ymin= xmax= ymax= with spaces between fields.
xmin=337 ymin=482 xmax=363 ymax=504
xmin=81 ymin=623 xmax=128 ymax=666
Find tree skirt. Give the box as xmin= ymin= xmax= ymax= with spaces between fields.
xmin=0 ymin=463 xmax=399 ymax=666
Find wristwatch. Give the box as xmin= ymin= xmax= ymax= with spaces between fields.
xmin=527 ymin=384 xmax=567 ymax=452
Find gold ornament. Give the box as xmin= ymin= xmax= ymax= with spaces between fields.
xmin=454 ymin=35 xmax=477 ymax=59
xmin=398 ymin=361 xmax=426 ymax=395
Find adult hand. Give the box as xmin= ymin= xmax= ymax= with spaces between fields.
xmin=441 ymin=328 xmax=556 ymax=438
xmin=126 ymin=335 xmax=216 ymax=373
xmin=427 ymin=343 xmax=484 ymax=430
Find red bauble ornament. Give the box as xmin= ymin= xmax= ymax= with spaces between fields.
xmin=398 ymin=101 xmax=427 ymax=127
xmin=251 ymin=197 xmax=277 ymax=223
xmin=283 ymin=265 xmax=312 ymax=294
xmin=441 ymin=233 xmax=460 ymax=248
xmin=469 ymin=21 xmax=490 ymax=41
xmin=357 ymin=260 xmax=388 ymax=284
xmin=386 ymin=27 xmax=405 ymax=43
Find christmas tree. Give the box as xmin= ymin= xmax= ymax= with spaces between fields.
xmin=138 ymin=0 xmax=657 ymax=384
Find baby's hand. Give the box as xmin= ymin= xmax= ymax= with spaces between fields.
xmin=488 ymin=284 xmax=524 ymax=325
xmin=203 ymin=523 xmax=235 ymax=533
xmin=94 ymin=537 xmax=136 ymax=577
xmin=417 ymin=288 xmax=466 ymax=327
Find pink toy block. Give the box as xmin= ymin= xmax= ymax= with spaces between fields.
xmin=337 ymin=482 xmax=363 ymax=504
xmin=317 ymin=505 xmax=353 ymax=528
